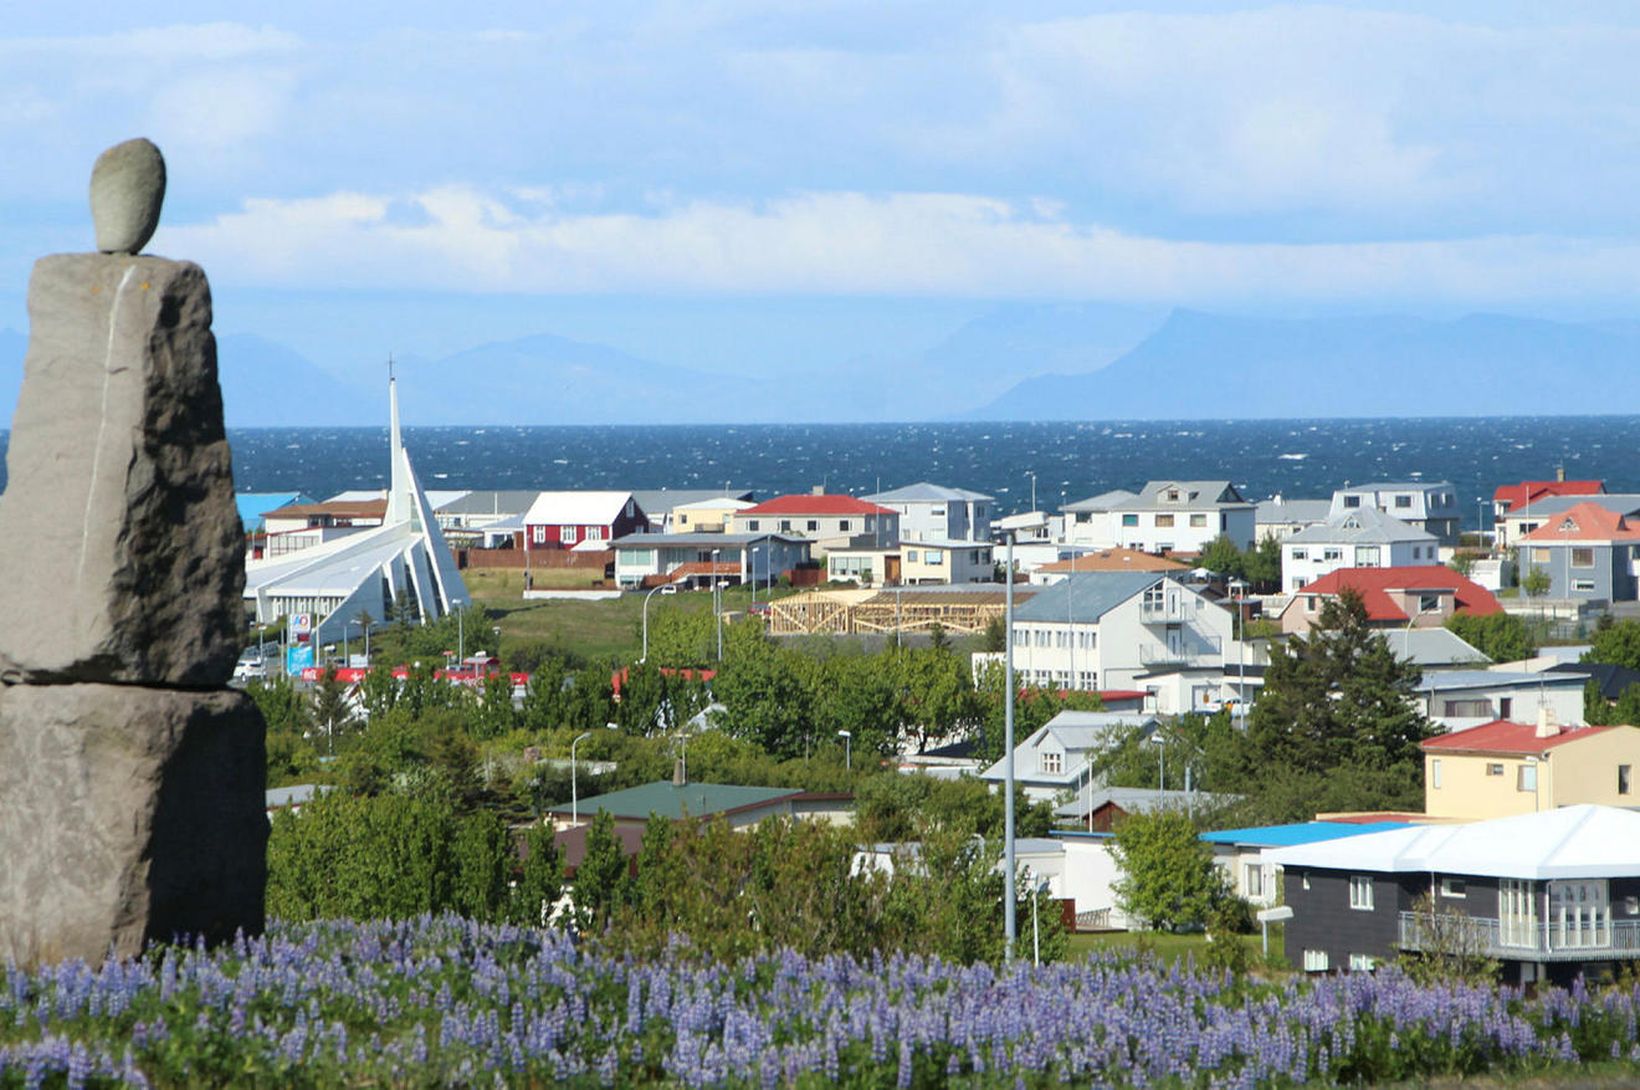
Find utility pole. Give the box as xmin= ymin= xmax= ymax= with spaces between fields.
xmin=1004 ymin=531 xmax=1017 ymax=960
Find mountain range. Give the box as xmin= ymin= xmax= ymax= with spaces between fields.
xmin=0 ymin=307 xmax=1637 ymax=425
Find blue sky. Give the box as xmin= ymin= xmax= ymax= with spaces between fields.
xmin=9 ymin=2 xmax=1640 ymax=378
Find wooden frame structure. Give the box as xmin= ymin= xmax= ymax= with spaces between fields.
xmin=767 ymin=587 xmax=1034 ymax=636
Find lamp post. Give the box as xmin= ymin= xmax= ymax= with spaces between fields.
xmin=1476 ymin=495 xmax=1488 ymax=551
xmin=838 ymin=729 xmax=852 ymax=771
xmin=1228 ymin=578 xmax=1248 ymax=729
xmin=570 ymin=731 xmax=593 ymax=825
xmin=1150 ymin=731 xmax=1166 ymax=792
xmin=640 ymin=583 xmax=669 ymax=663
xmin=712 ymin=549 xmax=724 ymax=661
xmin=1003 ymin=530 xmax=1017 ymax=960
xmin=1067 ymin=548 xmax=1077 ymax=692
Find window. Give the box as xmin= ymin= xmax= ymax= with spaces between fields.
xmin=1499 ymin=697 xmax=1512 ymax=719
xmin=1531 ymin=547 xmax=1552 ymax=563
xmin=1343 ymin=495 xmax=1361 ymax=508
xmin=1155 ymin=514 xmax=1175 ymax=528
xmin=1355 ymin=545 xmax=1381 ymax=566
xmin=1121 ymin=514 xmax=1139 ymax=527
xmin=780 ymin=519 xmax=792 ymax=531
xmin=1444 ymin=699 xmax=1494 ymax=718
xmin=927 ymin=550 xmax=944 ymax=565
xmin=1572 ymin=548 xmax=1595 ymax=568
xmin=1303 ymin=949 xmax=1330 ymax=972
xmin=1302 ymin=875 xmax=1311 ymax=891
xmin=1440 ymin=878 xmax=1466 ymax=899
xmin=1394 ymin=495 xmax=1412 ymax=508
xmin=1323 ymin=548 xmax=1342 ymax=561
xmin=1573 ymin=580 xmax=1596 ymax=593
xmin=747 ymin=520 xmax=760 ymax=531
xmin=1243 ymin=864 xmax=1264 ymax=898
xmin=1041 ymin=752 xmax=1063 ymax=775
xmin=1165 ymin=489 xmax=1181 ymax=502
xmin=1486 ymin=762 xmax=1504 ymax=776
xmin=806 ymin=520 xmax=819 ymax=532
xmin=559 ymin=526 xmax=577 ymax=543
xmin=1431 ymin=759 xmax=1442 ymax=789
xmin=1518 ymin=764 xmax=1538 ymax=792
xmin=905 ymin=549 xmax=919 ymax=562
xmin=1350 ymin=876 xmax=1374 ymax=910
xmin=1622 ymin=765 xmax=1633 ymax=796
xmin=532 ymin=526 xmax=546 ymax=545
xmin=1418 ymin=592 xmax=1441 ymax=612
xmin=1348 ymin=954 xmax=1377 ymax=972
xmin=1220 ymin=514 xmax=1229 ymax=531
xmin=1292 ymin=548 xmax=1308 ymax=560
xmin=838 ymin=520 xmax=850 ymax=532
xmin=1190 ymin=513 xmax=1207 ymax=528
xmin=625 ymin=500 xmax=635 ymax=518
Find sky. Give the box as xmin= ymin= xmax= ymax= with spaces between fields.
xmin=8 ymin=2 xmax=1640 ymax=380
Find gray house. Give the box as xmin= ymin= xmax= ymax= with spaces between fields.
xmin=1518 ymin=501 xmax=1640 ymax=602
xmin=1269 ymin=805 xmax=1640 ymax=986
xmin=863 ymin=482 xmax=993 ymax=543
xmin=1330 ymin=481 xmax=1461 ymax=546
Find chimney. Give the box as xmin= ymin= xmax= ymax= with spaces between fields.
xmin=1556 ymin=465 xmax=1566 ymax=483
xmin=812 ymin=485 xmax=825 ymax=496
xmin=1535 ymin=703 xmax=1560 ymax=739
xmin=673 ymin=757 xmax=686 ymax=786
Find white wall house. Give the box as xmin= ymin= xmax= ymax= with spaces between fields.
xmin=1062 ymin=490 xmax=1139 ymax=548
xmin=1098 ymin=481 xmax=1256 ymax=554
xmin=994 ymin=510 xmax=1060 ymax=544
xmin=1005 ymin=571 xmax=1240 ymax=694
xmin=1281 ymin=507 xmax=1438 ymax=592
xmin=610 ymin=532 xmax=811 ymax=589
xmin=902 ymin=539 xmax=994 ymax=584
xmin=1330 ymin=481 xmax=1462 ymax=546
xmin=729 ymin=493 xmax=898 ymax=553
xmin=978 ymin=709 xmax=1161 ymax=802
xmin=1415 ymin=670 xmax=1586 ymax=732
xmin=1254 ymin=496 xmax=1332 ymax=542
xmin=864 ymin=482 xmax=993 ymax=542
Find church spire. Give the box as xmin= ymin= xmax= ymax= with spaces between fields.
xmin=385 ymin=356 xmax=410 ymax=525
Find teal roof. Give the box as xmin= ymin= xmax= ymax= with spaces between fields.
xmin=1014 ymin=571 xmax=1164 ymax=623
xmin=551 ymin=781 xmax=801 ymax=821
xmin=237 ymin=492 xmax=312 ymax=532
xmin=1198 ymin=821 xmax=1412 ymax=847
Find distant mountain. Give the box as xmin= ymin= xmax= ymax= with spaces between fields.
xmin=217 ymin=334 xmax=376 ymax=426
xmin=971 ymin=310 xmax=1640 ymax=420
xmin=393 ymin=333 xmax=745 ymax=425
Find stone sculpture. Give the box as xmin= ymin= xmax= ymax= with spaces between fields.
xmin=0 ymin=139 xmax=266 ymax=967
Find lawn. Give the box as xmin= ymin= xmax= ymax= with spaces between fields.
xmin=1067 ymin=927 xmax=1282 ymax=970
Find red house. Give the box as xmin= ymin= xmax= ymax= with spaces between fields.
xmin=1275 ymin=565 xmax=1502 ymax=634
xmin=523 ymin=491 xmax=648 ymax=550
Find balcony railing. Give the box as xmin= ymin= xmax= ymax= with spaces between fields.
xmin=1398 ymin=911 xmax=1640 ymax=961
xmin=1139 ymin=635 xmax=1223 ymax=666
xmin=1140 ymin=599 xmax=1193 ymax=623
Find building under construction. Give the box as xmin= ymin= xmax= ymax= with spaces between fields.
xmin=766 ymin=584 xmax=1035 ymax=637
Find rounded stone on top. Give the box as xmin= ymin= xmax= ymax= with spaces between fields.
xmin=89 ymin=138 xmax=167 ymax=255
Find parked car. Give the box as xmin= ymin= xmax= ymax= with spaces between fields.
xmin=232 ymin=656 xmax=268 ymax=682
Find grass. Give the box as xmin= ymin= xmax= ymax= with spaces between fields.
xmin=1067 ymin=930 xmax=1214 ymax=964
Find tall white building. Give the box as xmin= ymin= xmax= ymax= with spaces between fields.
xmin=864 ymin=482 xmax=993 ymax=542
xmin=1281 ymin=507 xmax=1438 ymax=592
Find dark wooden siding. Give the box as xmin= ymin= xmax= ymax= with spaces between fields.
xmin=1283 ymin=866 xmax=1411 ymax=970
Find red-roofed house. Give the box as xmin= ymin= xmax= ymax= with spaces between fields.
xmin=1276 ymin=565 xmax=1502 ymax=634
xmin=728 ymin=492 xmax=899 ymax=552
xmin=1423 ymin=718 xmax=1640 ymax=819
xmin=1492 ymin=478 xmax=1606 ymax=548
xmin=1519 ymin=501 xmax=1640 ymax=602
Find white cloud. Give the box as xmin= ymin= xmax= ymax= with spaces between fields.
xmin=157 ymin=184 xmax=1640 ymax=306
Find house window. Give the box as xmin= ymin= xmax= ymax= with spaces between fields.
xmin=1220 ymin=513 xmax=1229 ymax=531
xmin=585 ymin=526 xmax=604 ymax=542
xmin=1349 ymin=876 xmax=1374 ymax=910
xmin=1243 ymin=864 xmax=1264 ymax=897
xmin=1499 ymin=697 xmax=1512 ymax=719
xmin=559 ymin=526 xmax=577 ymax=543
xmin=1348 ymin=954 xmax=1377 ymax=972
xmin=931 ymin=508 xmax=945 ymax=517
xmin=1303 ymin=949 xmax=1329 ymax=972
xmin=1190 ymin=514 xmax=1207 ymax=528
xmin=1041 ymin=752 xmax=1063 ymax=774
xmin=1440 ymin=878 xmax=1466 ymax=899
xmin=1165 ymin=489 xmax=1181 ymax=502
xmin=1622 ymin=764 xmax=1632 ymax=796
xmin=1323 ymin=548 xmax=1342 ymax=561
xmin=1531 ymin=547 xmax=1552 ymax=563
xmin=747 ymin=520 xmax=760 ymax=531
xmin=1444 ymin=699 xmax=1494 ymax=717
xmin=1302 ymin=874 xmax=1311 ymax=891
xmin=1394 ymin=495 xmax=1412 ymax=508
xmin=532 ymin=526 xmax=546 ymax=545
xmin=1431 ymin=759 xmax=1442 ymax=789
xmin=780 ymin=520 xmax=792 ymax=531
xmin=1155 ymin=514 xmax=1175 ymax=528
xmin=1343 ymin=495 xmax=1361 ymax=508
xmin=838 ymin=520 xmax=850 ymax=532
xmin=1486 ymin=762 xmax=1504 ymax=776
xmin=1573 ymin=580 xmax=1596 ymax=593
xmin=905 ymin=549 xmax=919 ymax=562
xmin=806 ymin=520 xmax=819 ymax=532
xmin=1355 ymin=545 xmax=1381 ymax=566
xmin=1418 ymin=593 xmax=1441 ymax=612
xmin=1292 ymin=548 xmax=1308 ymax=560
xmin=1518 ymin=764 xmax=1538 ymax=792
xmin=1121 ymin=514 xmax=1139 ymax=527
xmin=927 ymin=550 xmax=944 ymax=565
xmin=1572 ymin=548 xmax=1595 ymax=568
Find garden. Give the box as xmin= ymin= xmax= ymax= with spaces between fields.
xmin=6 ymin=914 xmax=1640 ymax=1088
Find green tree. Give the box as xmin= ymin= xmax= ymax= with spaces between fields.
xmin=1197 ymin=535 xmax=1244 ymax=578
xmin=471 ymin=671 xmax=517 ymax=740
xmin=1242 ymin=535 xmax=1282 ymax=592
xmin=358 ymin=664 xmax=399 ymax=722
xmin=311 ymin=665 xmax=353 ymax=739
xmin=891 ymin=645 xmax=979 ymax=754
xmin=1586 ymin=619 xmax=1640 ymax=671
xmin=267 ymin=792 xmax=459 ymax=920
xmin=247 ymin=675 xmax=309 ymax=736
xmin=713 ymin=632 xmax=810 ymax=757
xmin=1523 ymin=565 xmax=1552 ymax=600
xmin=644 ymin=610 xmax=714 ymax=669
xmin=564 ymin=665 xmax=616 ymax=731
xmin=449 ymin=810 xmax=511 ymax=920
xmin=1108 ymin=809 xmax=1226 ymax=931
xmin=615 ymin=661 xmax=666 ymax=735
xmin=511 ymin=822 xmax=563 ymax=927
xmin=1445 ymin=612 xmax=1535 ymax=664
xmin=520 ymin=659 xmax=570 ymax=730
xmin=572 ymin=809 xmax=629 ymax=933
xmin=982 ymin=616 xmax=1006 ymax=653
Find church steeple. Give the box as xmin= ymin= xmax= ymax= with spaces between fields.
xmin=385 ymin=357 xmax=410 ymax=526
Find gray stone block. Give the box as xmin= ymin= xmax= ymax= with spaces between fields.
xmin=0 ymin=683 xmax=267 ymax=967
xmin=89 ymin=138 xmax=165 ymax=255
xmin=0 ymin=254 xmax=244 ymax=685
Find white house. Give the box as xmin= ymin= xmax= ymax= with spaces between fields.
xmin=863 ymin=482 xmax=993 ymax=542
xmin=1254 ymin=496 xmax=1333 ymax=542
xmin=1062 ymin=490 xmax=1140 ymax=548
xmin=729 ymin=493 xmax=898 ymax=553
xmin=1098 ymin=481 xmax=1256 ymax=554
xmin=978 ymin=709 xmax=1161 ymax=802
xmin=609 ymin=532 xmax=811 ymax=589
xmin=1416 ymin=670 xmax=1586 ymax=732
xmin=994 ymin=510 xmax=1061 ymax=545
xmin=1281 ymin=507 xmax=1438 ymax=592
xmin=1330 ymin=481 xmax=1462 ymax=546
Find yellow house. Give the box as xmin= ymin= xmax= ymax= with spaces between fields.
xmin=671 ymin=497 xmax=755 ymax=534
xmin=1422 ymin=716 xmax=1640 ymax=820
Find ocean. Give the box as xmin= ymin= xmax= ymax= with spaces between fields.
xmin=4 ymin=416 xmax=1638 ymax=530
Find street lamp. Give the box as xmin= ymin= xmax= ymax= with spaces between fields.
xmin=1003 ymin=530 xmax=1018 ymax=960
xmin=1228 ymin=578 xmax=1248 ymax=729
xmin=1029 ymin=871 xmax=1051 ymax=967
xmin=570 ymin=731 xmax=593 ymax=825
xmin=1150 ymin=731 xmax=1167 ymax=792
xmin=837 ymin=729 xmax=852 ymax=771
xmin=712 ymin=549 xmax=724 ymax=661
xmin=640 ymin=582 xmax=670 ymax=663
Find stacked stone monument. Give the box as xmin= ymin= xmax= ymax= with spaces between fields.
xmin=0 ymin=139 xmax=267 ymax=966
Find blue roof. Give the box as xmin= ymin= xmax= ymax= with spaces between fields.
xmin=1198 ymin=821 xmax=1413 ymax=847
xmin=237 ymin=492 xmax=312 ymax=532
xmin=1014 ymin=571 xmax=1164 ymax=623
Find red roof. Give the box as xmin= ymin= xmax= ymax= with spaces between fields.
xmin=1493 ymin=480 xmax=1603 ymax=512
xmin=741 ymin=493 xmax=895 ymax=517
xmin=1520 ymin=501 xmax=1640 ymax=544
xmin=1297 ymin=566 xmax=1501 ymax=621
xmin=1422 ymin=720 xmax=1615 ymax=756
